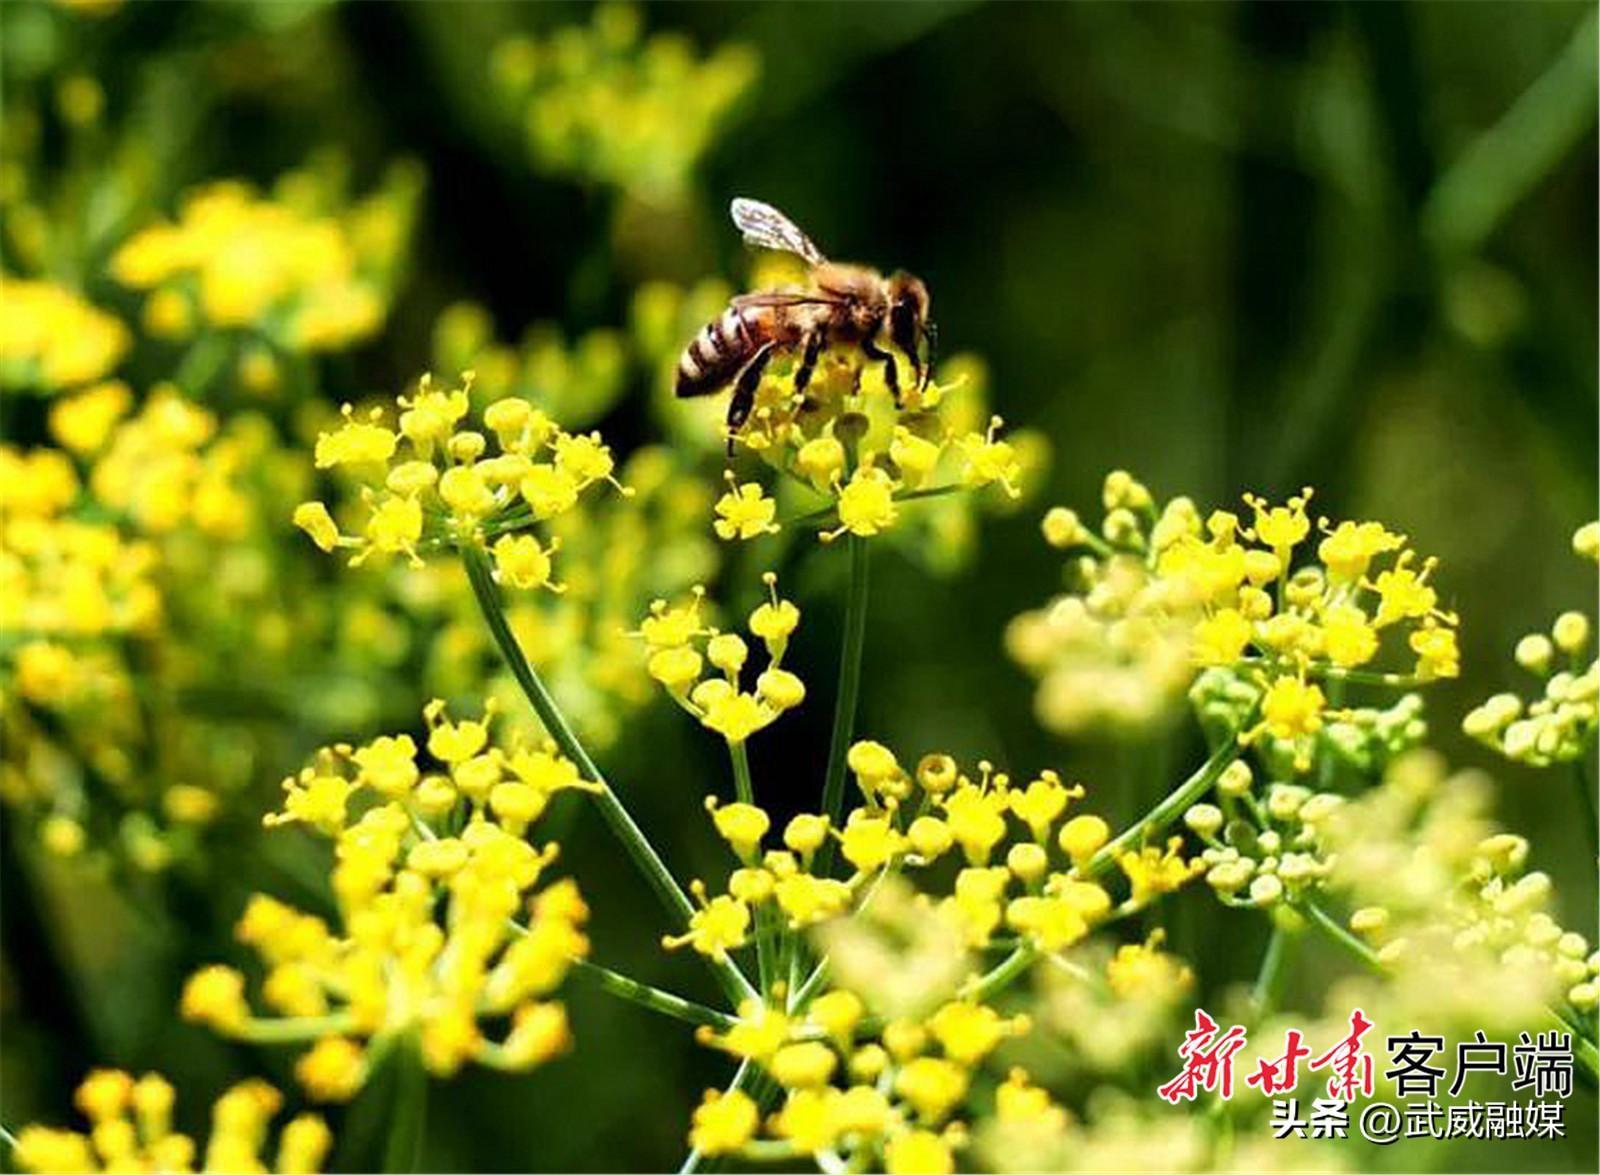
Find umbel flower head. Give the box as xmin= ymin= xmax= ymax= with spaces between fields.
xmin=295 ymin=372 xmax=627 ymax=574
xmin=690 ymin=983 xmax=1040 ymax=1174
xmin=1009 ymin=471 xmax=1461 ymax=769
xmin=700 ymin=339 xmax=1036 ymax=547
xmin=182 ymin=700 xmax=594 ymax=1098
xmin=1463 ymin=520 xmax=1597 ymax=767
xmin=1321 ymin=751 xmax=1598 ymax=1031
xmin=660 ymin=734 xmax=1190 ymax=977
xmin=488 ymin=3 xmax=758 ymax=204
xmin=639 ymin=573 xmax=805 ymax=744
xmin=0 ymin=276 xmax=129 ymax=393
xmin=109 ymin=160 xmax=419 ymax=352
xmin=11 ymin=1069 xmax=331 ymax=1174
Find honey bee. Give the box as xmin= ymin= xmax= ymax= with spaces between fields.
xmin=676 ymin=198 xmax=937 ymax=449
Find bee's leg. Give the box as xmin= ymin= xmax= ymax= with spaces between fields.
xmin=860 ymin=336 xmax=900 ymax=406
xmin=793 ymin=327 xmax=827 ymax=396
xmin=725 ymin=343 xmax=775 ymax=456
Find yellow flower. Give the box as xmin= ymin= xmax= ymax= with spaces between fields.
xmin=708 ymin=799 xmax=770 ymax=861
xmin=1259 ymin=676 xmax=1326 ymax=740
xmin=662 ymin=891 xmax=750 ymax=961
xmin=1370 ymin=552 xmax=1440 ymax=626
xmin=314 ymin=413 xmax=398 ymax=469
xmin=958 ymin=416 xmax=1022 ymax=497
xmin=1319 ymin=519 xmax=1405 ymax=582
xmin=1411 ymin=621 xmax=1460 ymax=680
xmin=14 ymin=1070 xmax=330 ymax=1175
xmin=48 ymin=381 xmax=132 ymax=454
xmin=825 ymin=466 xmax=899 ymax=540
xmin=180 ymin=965 xmax=248 ymax=1032
xmin=712 ymin=479 xmax=780 ymax=540
xmin=492 ymin=533 xmax=560 ymax=591
xmin=688 ymin=1089 xmax=758 ymax=1156
xmin=926 ymin=999 xmax=1024 ymax=1065
xmin=770 ymin=1041 xmax=838 ymax=1088
xmin=894 ymin=1057 xmax=968 ymax=1123
xmin=885 ymin=1129 xmax=955 ymax=1175
xmin=1193 ymin=608 xmax=1252 ymax=665
xmin=1244 ymin=489 xmax=1312 ymax=553
xmin=295 ymin=1038 xmax=367 ymax=1103
xmin=1321 ymin=603 xmax=1378 ymax=667
xmin=700 ymin=691 xmax=771 ymax=744
xmin=0 ymin=278 xmax=130 ymax=390
xmin=1118 ymin=837 xmax=1198 ymax=905
xmin=293 ymin=502 xmax=341 ymax=552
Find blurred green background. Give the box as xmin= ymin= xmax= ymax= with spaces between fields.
xmin=1 ymin=1 xmax=1595 ymax=1171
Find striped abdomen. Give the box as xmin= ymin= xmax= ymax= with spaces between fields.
xmin=675 ymin=303 xmax=774 ymax=397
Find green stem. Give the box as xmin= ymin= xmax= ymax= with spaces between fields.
xmin=1251 ymin=924 xmax=1296 ymax=1017
xmin=1079 ymin=730 xmax=1245 ymax=881
xmin=461 ymin=545 xmax=756 ymax=1006
xmin=570 ymin=958 xmax=738 ymax=1032
xmin=231 ymin=1013 xmax=358 ymax=1044
xmin=815 ymin=536 xmax=871 ymax=878
xmin=962 ymin=942 xmax=1039 ymax=1004
xmin=729 ymin=742 xmax=755 ymax=807
xmin=382 ymin=1035 xmax=428 ymax=1174
xmin=1296 ymin=897 xmax=1385 ymax=972
xmin=1571 ymin=761 xmax=1598 ymax=863
xmin=730 ymin=742 xmax=776 ymax=996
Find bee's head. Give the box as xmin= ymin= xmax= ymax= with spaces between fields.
xmin=887 ymin=271 xmax=935 ymax=391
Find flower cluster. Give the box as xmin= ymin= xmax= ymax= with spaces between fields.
xmin=180 ymin=701 xmax=591 ymax=1098
xmin=110 ymin=161 xmax=419 ymax=351
xmin=727 ymin=343 xmax=1035 ymax=546
xmin=690 ymin=986 xmax=1050 ymax=1174
xmin=294 ymin=373 xmax=625 ymax=573
xmin=11 ymin=1070 xmax=330 ymax=1174
xmin=1009 ymin=472 xmax=1460 ymax=764
xmin=1183 ymin=759 xmax=1341 ymax=910
xmin=489 ymin=3 xmax=758 ymax=203
xmin=1322 ymin=751 xmax=1595 ymax=1030
xmin=661 ymin=736 xmax=1198 ymax=974
xmin=0 ymin=276 xmax=129 ymax=392
xmin=640 ymin=574 xmax=805 ymax=744
xmin=1463 ymin=521 xmax=1598 ymax=766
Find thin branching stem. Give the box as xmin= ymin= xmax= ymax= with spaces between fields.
xmin=461 ymin=544 xmax=757 ymax=1006
xmin=1079 ymin=728 xmax=1247 ymax=881
xmin=814 ymin=536 xmax=870 ymax=879
xmin=571 ymin=958 xmax=739 ymax=1032
xmin=730 ymin=741 xmax=777 ymax=995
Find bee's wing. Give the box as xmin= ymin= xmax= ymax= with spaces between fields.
xmin=731 ymin=291 xmax=847 ymax=308
xmin=730 ymin=198 xmax=827 ymax=266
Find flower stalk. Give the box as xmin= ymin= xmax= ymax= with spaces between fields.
xmin=814 ymin=535 xmax=871 ymax=879
xmin=462 ymin=544 xmax=757 ymax=1006
xmin=1079 ymin=728 xmax=1246 ymax=881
